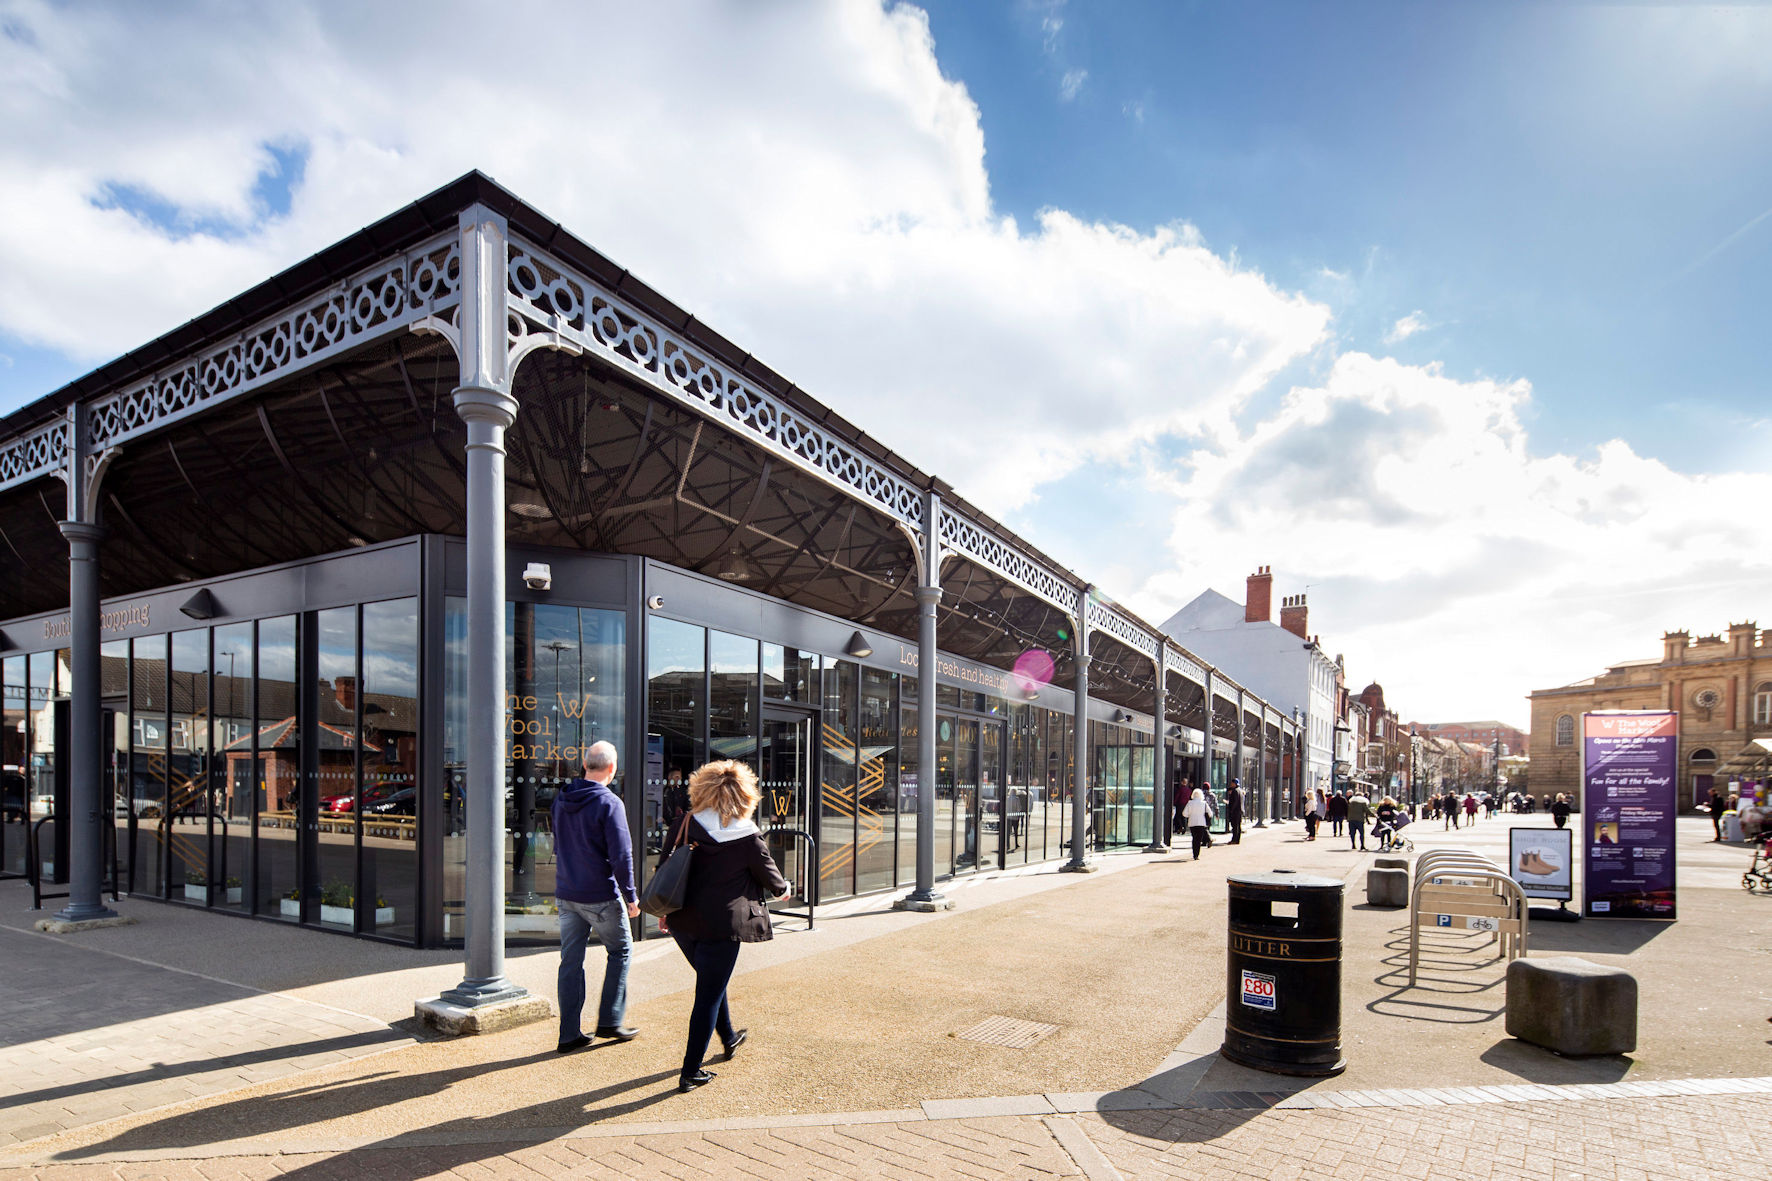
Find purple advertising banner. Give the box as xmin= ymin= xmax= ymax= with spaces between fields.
xmin=1582 ymin=711 xmax=1678 ymax=919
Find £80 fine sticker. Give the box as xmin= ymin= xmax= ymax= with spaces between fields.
xmin=1240 ymin=969 xmax=1276 ymax=1010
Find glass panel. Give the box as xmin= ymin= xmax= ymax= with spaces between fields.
xmin=759 ymin=713 xmax=812 ymax=894
xmin=762 ymin=644 xmax=818 ymax=702
xmin=953 ymin=718 xmax=979 ymax=872
xmin=1130 ymin=744 xmax=1154 ymax=845
xmin=360 ymin=599 xmax=418 ymax=941
xmin=1046 ymin=709 xmax=1070 ymax=861
xmin=709 ymin=632 xmax=758 ymax=768
xmin=101 ymin=641 xmax=129 ymax=888
xmin=897 ymin=696 xmax=919 ymax=887
xmin=978 ymin=722 xmax=1002 ymax=869
xmin=855 ymin=667 xmax=897 ymax=894
xmin=819 ymin=659 xmax=856 ymax=900
xmin=936 ymin=713 xmax=955 ymax=871
xmin=314 ymin=607 xmax=357 ymax=929
xmin=212 ymin=623 xmax=253 ymax=911
xmin=168 ymin=630 xmax=208 ymax=900
xmin=646 ymin=618 xmax=705 ymax=871
xmin=256 ymin=616 xmax=299 ymax=920
xmin=130 ymin=636 xmax=168 ymax=894
xmin=443 ymin=598 xmax=467 ymax=935
xmin=507 ymin=602 xmax=554 ymax=912
xmin=27 ymin=652 xmax=55 ymax=860
xmin=2 ymin=656 xmax=25 ymax=876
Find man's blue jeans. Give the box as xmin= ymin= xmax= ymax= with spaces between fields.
xmin=558 ymin=898 xmax=631 ymax=1040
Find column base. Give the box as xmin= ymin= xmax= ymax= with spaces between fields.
xmin=893 ymin=893 xmax=953 ymax=912
xmin=34 ymin=914 xmax=136 ymax=934
xmin=54 ymin=901 xmax=120 ymax=924
xmin=1141 ymin=843 xmax=1171 ymax=854
xmin=1059 ymin=861 xmax=1100 ymax=874
xmin=416 ymin=992 xmax=552 ymax=1037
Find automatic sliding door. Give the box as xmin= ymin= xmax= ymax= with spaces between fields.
xmin=953 ymin=718 xmax=978 ymax=873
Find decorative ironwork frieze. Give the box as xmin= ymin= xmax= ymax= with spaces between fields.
xmin=1165 ymin=645 xmax=1207 ymax=686
xmin=0 ymin=417 xmax=69 ymax=492
xmin=70 ymin=232 xmax=462 ymax=466
xmin=1084 ymin=594 xmax=1159 ymax=660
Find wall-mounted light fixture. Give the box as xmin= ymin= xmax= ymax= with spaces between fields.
xmin=179 ymin=589 xmax=218 ymax=620
xmin=716 ymin=550 xmax=758 ymax=583
xmin=845 ymin=631 xmax=873 ymax=659
xmin=1112 ymin=709 xmax=1133 ymax=723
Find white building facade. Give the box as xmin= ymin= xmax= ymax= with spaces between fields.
xmin=1160 ymin=568 xmax=1341 ymax=806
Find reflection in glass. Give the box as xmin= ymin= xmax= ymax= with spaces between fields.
xmin=898 ymin=679 xmax=919 ymax=885
xmin=819 ymin=659 xmax=856 ymax=898
xmin=709 ymin=632 xmax=758 ymax=769
xmin=212 ymin=623 xmax=253 ymax=910
xmin=27 ymin=652 xmax=55 ymax=877
xmin=979 ymin=721 xmax=1002 ymax=869
xmin=646 ymin=618 xmax=704 ymax=867
xmin=314 ymin=607 xmax=357 ymax=929
xmin=1130 ymin=743 xmax=1155 ymax=845
xmin=2 ymin=656 xmax=25 ymax=877
xmin=256 ymin=617 xmax=299 ymax=920
xmin=762 ymin=644 xmax=817 ymax=702
xmin=130 ymin=636 xmax=167 ymax=893
xmin=855 ymin=668 xmax=897 ymax=894
xmin=953 ymin=718 xmax=978 ymax=873
xmin=361 ymin=599 xmax=417 ymax=940
xmin=168 ymin=630 xmax=208 ymax=901
xmin=101 ymin=641 xmax=130 ymax=888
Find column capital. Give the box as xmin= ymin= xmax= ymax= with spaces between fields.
xmin=452 ymin=385 xmax=519 ymax=430
xmin=58 ymin=520 xmax=105 ymax=545
xmin=915 ymin=584 xmax=941 ymax=606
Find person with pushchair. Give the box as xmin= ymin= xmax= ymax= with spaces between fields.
xmin=1372 ymin=795 xmax=1408 ymax=851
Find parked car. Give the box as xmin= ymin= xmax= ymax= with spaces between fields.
xmin=320 ymin=780 xmax=404 ymax=814
xmin=362 ymin=786 xmax=416 ymax=817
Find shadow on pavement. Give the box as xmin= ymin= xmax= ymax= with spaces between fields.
xmin=1367 ymin=928 xmax=1507 ymax=1023
xmin=5 ymin=1029 xmax=406 ymax=1112
xmin=1527 ymin=919 xmax=1670 ymax=956
xmin=1476 ymin=1040 xmax=1631 ymax=1084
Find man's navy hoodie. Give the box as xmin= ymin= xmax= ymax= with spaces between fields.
xmin=552 ymin=777 xmax=636 ymax=905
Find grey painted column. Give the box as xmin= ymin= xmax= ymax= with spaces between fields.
xmin=1063 ymin=595 xmax=1091 ymax=871
xmin=1234 ymin=688 xmax=1246 ymax=790
xmin=904 ymin=491 xmax=946 ymax=908
xmin=56 ymin=514 xmax=116 ymax=922
xmin=439 ymin=207 xmax=525 ymax=1009
xmin=1143 ymin=645 xmax=1168 ymax=853
xmin=1201 ymin=668 xmax=1214 ymax=797
xmin=1253 ymin=708 xmax=1268 ymax=829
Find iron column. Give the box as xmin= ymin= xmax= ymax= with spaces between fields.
xmin=1063 ymin=592 xmax=1092 ymax=871
xmin=55 ymin=513 xmax=116 ymax=922
xmin=1234 ymin=687 xmax=1246 ymax=792
xmin=903 ymin=489 xmax=946 ymax=908
xmin=1253 ymin=707 xmax=1268 ymax=830
xmin=1143 ymin=644 xmax=1168 ymax=853
xmin=1201 ymin=667 xmax=1214 ymax=804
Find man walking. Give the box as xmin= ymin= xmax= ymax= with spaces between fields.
xmin=554 ymin=740 xmax=640 ymax=1053
xmin=1346 ymin=787 xmax=1370 ymax=851
xmin=1709 ymin=787 xmax=1727 ymax=841
xmin=1225 ymin=777 xmax=1244 ymax=845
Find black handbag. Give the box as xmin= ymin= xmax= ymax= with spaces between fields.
xmin=639 ymin=814 xmax=695 ymax=918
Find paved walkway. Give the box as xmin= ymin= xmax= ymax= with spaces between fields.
xmin=3 ymin=815 xmax=1768 ymax=1178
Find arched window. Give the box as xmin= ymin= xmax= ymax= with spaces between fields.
xmin=1555 ymin=715 xmax=1574 ymax=746
xmin=1690 ymin=748 xmax=1717 ymax=763
xmin=1756 ymin=682 xmax=1772 ymax=726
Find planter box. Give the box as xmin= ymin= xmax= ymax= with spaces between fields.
xmin=320 ymin=904 xmax=352 ymax=926
xmin=374 ymin=906 xmax=395 ymax=927
xmin=225 ymin=887 xmax=242 ymax=904
xmin=183 ymin=883 xmax=207 ymax=903
xmin=280 ymin=898 xmax=301 ymax=918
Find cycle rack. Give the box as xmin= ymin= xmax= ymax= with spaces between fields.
xmin=1407 ymin=849 xmax=1529 ymax=986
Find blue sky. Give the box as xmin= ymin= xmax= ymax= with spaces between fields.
xmin=919 ymin=0 xmax=1772 ymax=473
xmin=1 ymin=0 xmax=1768 ymax=726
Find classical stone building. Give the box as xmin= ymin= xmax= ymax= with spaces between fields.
xmin=1528 ymin=623 xmax=1771 ymax=811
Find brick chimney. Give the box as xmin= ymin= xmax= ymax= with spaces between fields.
xmin=1280 ymin=594 xmax=1309 ymax=639
xmin=1245 ymin=566 xmax=1273 ymax=623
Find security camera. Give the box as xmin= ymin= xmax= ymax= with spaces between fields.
xmin=522 ymin=562 xmax=552 ymax=592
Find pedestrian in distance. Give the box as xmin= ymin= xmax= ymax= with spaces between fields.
xmin=1225 ymin=777 xmax=1244 ymax=844
xmin=1182 ymin=784 xmax=1213 ymax=860
xmin=658 ymin=759 xmax=791 ymax=1093
xmin=1173 ymin=776 xmax=1192 ymax=838
xmin=1329 ymin=789 xmax=1347 ymax=837
xmin=1304 ymin=788 xmax=1325 ymax=840
xmin=1443 ymin=790 xmax=1459 ymax=830
xmin=1552 ymin=792 xmax=1572 ymax=829
xmin=1463 ymin=793 xmax=1478 ymax=825
xmin=1709 ymin=787 xmax=1727 ymax=842
xmin=554 ymin=740 xmax=641 ymax=1054
xmin=1346 ymin=788 xmax=1370 ymax=851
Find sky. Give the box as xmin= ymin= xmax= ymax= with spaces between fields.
xmin=2 ymin=0 xmax=1769 ymax=731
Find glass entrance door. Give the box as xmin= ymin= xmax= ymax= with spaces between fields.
xmin=760 ymin=708 xmax=816 ymax=900
xmin=949 ymin=717 xmax=979 ymax=873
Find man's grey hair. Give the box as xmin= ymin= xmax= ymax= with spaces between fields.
xmin=582 ymin=741 xmax=618 ymax=775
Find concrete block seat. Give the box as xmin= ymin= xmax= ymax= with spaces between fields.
xmin=1505 ymin=956 xmax=1637 ymax=1056
xmin=1373 ymin=857 xmax=1410 ymax=871
xmin=1366 ymin=867 xmax=1409 ymax=908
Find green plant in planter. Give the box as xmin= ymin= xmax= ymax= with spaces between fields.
xmin=225 ymin=876 xmax=242 ymax=888
xmin=320 ymin=879 xmax=354 ymax=908
xmin=185 ymin=870 xmax=207 ymax=886
xmin=282 ymin=887 xmax=301 ymax=901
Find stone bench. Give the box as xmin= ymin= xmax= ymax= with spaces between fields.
xmin=1505 ymin=956 xmax=1637 ymax=1056
xmin=1366 ymin=866 xmax=1409 ymax=908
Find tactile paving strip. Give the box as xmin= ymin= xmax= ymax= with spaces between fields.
xmin=956 ymin=1015 xmax=1060 ymax=1049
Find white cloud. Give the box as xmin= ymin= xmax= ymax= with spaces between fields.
xmin=1060 ymin=68 xmax=1088 ymax=102
xmin=1385 ymin=310 xmax=1428 ymax=343
xmin=0 ymin=0 xmax=1762 ymax=729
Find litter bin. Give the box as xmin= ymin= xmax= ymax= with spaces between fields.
xmin=1223 ymin=870 xmax=1345 ymax=1076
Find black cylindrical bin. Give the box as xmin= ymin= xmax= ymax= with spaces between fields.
xmin=1222 ymin=870 xmax=1345 ymax=1077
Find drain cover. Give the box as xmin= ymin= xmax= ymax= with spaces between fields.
xmin=956 ymin=1015 xmax=1059 ymax=1049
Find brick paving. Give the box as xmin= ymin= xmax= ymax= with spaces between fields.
xmin=0 ymin=927 xmax=403 ymax=1150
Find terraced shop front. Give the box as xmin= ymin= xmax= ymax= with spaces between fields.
xmin=0 ymin=172 xmax=1301 ymax=964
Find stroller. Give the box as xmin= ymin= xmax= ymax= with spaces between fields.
xmin=1744 ymin=835 xmax=1772 ymax=894
xmin=1373 ymin=810 xmax=1413 ymax=853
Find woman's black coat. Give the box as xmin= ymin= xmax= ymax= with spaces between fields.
xmin=660 ymin=816 xmax=788 ymax=943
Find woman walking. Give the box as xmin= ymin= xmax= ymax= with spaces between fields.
xmin=1305 ymin=788 xmax=1325 ymax=840
xmin=658 ymin=760 xmax=790 ymax=1093
xmin=1551 ymin=792 xmax=1571 ymax=829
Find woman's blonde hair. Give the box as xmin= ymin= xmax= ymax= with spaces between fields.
xmin=689 ymin=759 xmax=761 ymax=827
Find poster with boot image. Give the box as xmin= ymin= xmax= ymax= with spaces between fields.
xmin=1509 ymin=826 xmax=1574 ymax=901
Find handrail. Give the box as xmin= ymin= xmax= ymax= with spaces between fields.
xmin=29 ymin=809 xmax=122 ymax=910
xmin=764 ymin=823 xmax=819 ymax=932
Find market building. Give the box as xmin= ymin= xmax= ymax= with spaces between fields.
xmin=0 ymin=173 xmax=1302 ymax=1017
xmin=1528 ymin=623 xmax=1770 ymax=811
